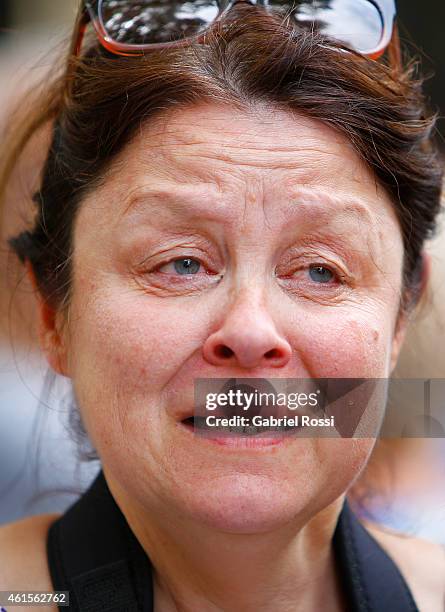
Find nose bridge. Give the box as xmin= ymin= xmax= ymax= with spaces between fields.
xmin=227 ymin=282 xmax=269 ymax=320
xmin=224 ymin=0 xmax=259 ymax=10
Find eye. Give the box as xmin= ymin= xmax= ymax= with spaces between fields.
xmin=160 ymin=257 xmax=202 ymax=275
xmin=308 ymin=265 xmax=335 ymax=283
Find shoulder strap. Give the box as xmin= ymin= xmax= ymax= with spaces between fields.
xmin=333 ymin=501 xmax=419 ymax=612
xmin=46 ymin=470 xmax=153 ymax=612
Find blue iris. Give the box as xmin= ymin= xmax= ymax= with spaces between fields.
xmin=173 ymin=258 xmax=201 ymax=275
xmin=309 ymin=266 xmax=333 ymax=283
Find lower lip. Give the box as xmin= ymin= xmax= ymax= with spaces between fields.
xmin=179 ymin=422 xmax=289 ymax=447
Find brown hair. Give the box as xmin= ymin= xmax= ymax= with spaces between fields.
xmin=2 ymin=4 xmax=443 ymax=318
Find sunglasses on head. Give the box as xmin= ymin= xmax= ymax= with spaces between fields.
xmin=74 ymin=0 xmax=397 ymax=59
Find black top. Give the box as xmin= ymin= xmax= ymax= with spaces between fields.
xmin=47 ymin=470 xmax=419 ymax=611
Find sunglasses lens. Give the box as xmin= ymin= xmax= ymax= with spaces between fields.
xmin=266 ymin=0 xmax=384 ymax=53
xmin=98 ymin=0 xmax=220 ymax=45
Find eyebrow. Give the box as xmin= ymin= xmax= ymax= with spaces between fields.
xmin=119 ymin=184 xmax=377 ymax=230
xmin=120 ymin=185 xmax=224 ymax=221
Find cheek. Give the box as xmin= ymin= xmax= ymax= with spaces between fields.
xmin=291 ymin=307 xmax=391 ymax=378
xmin=69 ymin=294 xmax=199 ymax=397
xmin=66 ymin=280 xmax=213 ymax=447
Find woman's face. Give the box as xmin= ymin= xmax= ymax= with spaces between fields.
xmin=52 ymin=103 xmax=407 ymax=532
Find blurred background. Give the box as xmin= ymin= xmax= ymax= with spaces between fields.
xmin=0 ymin=0 xmax=101 ymax=523
xmin=1 ymin=1 xmax=445 ymax=541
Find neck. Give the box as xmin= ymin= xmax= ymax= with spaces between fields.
xmin=107 ymin=476 xmax=346 ymax=612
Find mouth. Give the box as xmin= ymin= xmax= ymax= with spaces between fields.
xmin=176 ymin=378 xmax=304 ymax=446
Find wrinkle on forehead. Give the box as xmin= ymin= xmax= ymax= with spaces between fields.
xmin=89 ymin=102 xmax=400 ymax=248
xmin=105 ymin=102 xmax=359 ymax=184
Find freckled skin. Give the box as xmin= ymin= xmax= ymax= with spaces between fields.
xmin=61 ymin=103 xmax=406 ymax=536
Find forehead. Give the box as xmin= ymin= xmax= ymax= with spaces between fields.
xmin=82 ymin=102 xmax=400 ymax=234
xmin=111 ymin=102 xmax=370 ymax=182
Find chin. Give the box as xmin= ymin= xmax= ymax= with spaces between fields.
xmin=181 ymin=474 xmax=306 ymax=534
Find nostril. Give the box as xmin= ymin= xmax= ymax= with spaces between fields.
xmin=215 ymin=344 xmax=234 ymax=359
xmin=264 ymin=348 xmax=281 ymax=359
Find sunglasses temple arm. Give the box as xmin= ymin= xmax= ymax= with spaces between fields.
xmin=70 ymin=7 xmax=91 ymax=57
xmin=387 ymin=22 xmax=402 ymax=73
xmin=64 ymin=6 xmax=91 ymax=99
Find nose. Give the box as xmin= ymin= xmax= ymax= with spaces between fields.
xmin=202 ymin=290 xmax=292 ymax=370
